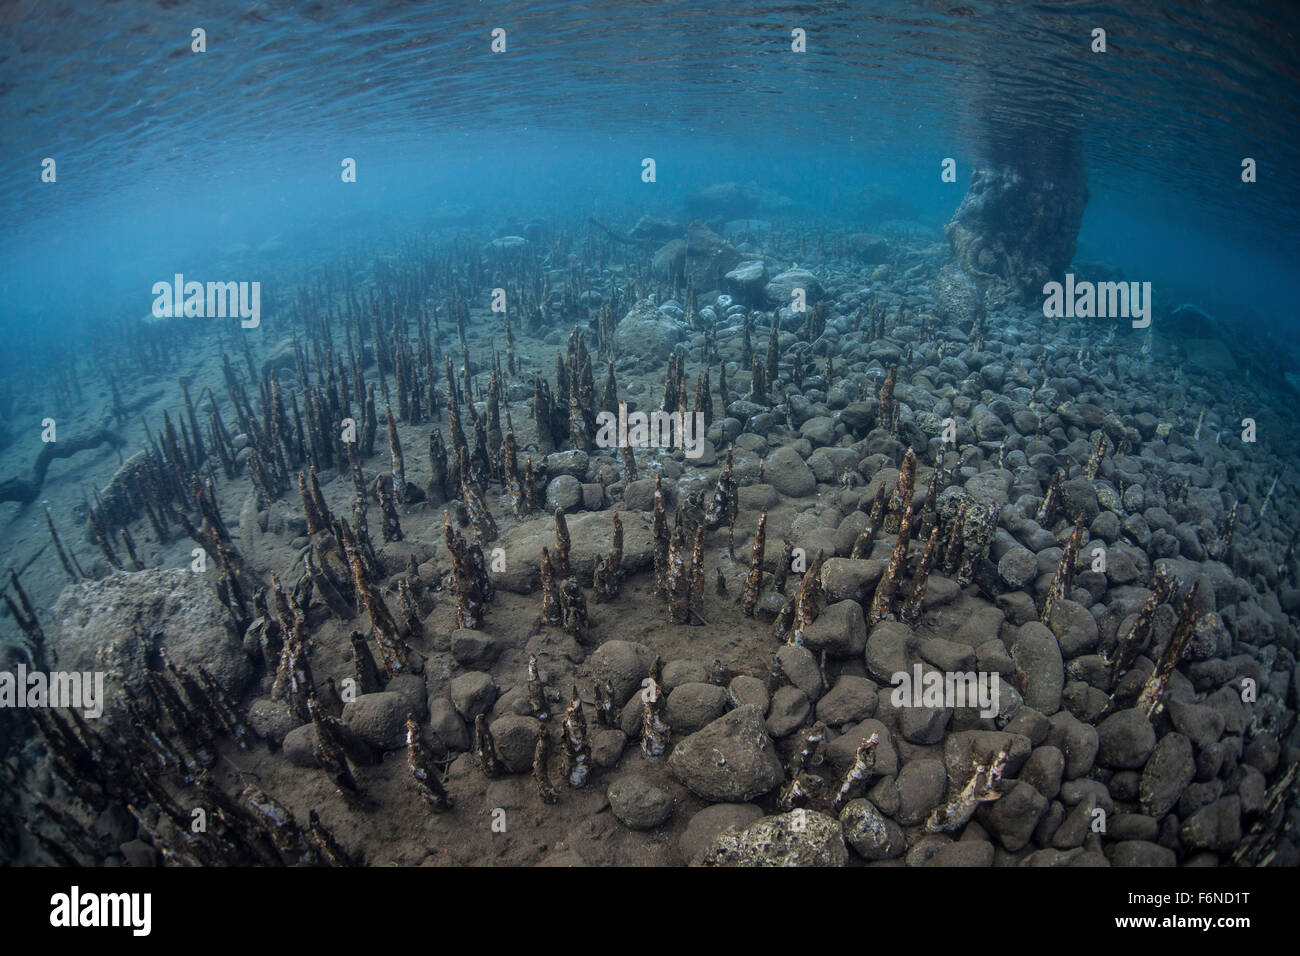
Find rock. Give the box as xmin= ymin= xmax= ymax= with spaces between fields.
xmin=685 ymin=222 xmax=745 ymax=287
xmin=1061 ymin=778 xmax=1114 ymax=814
xmin=816 ymin=676 xmax=878 ymax=726
xmin=668 ymin=705 xmax=784 ymax=802
xmin=944 ymin=162 xmax=1087 ymax=300
xmin=1237 ymin=766 xmax=1267 ymax=815
xmin=924 ymin=578 xmax=963 ymax=618
xmin=996 ymin=590 xmax=1039 ymax=625
xmin=491 ymin=685 xmax=541 ymax=720
xmin=1010 ymin=518 xmax=1056 ymax=553
xmin=802 ymin=600 xmax=867 ymax=658
xmin=1179 ymin=779 xmax=1225 ymax=818
xmin=1166 ymin=698 xmax=1225 ymax=749
xmin=119 ymin=839 xmax=160 ymax=868
xmin=1012 ymin=408 xmax=1039 ymax=435
xmin=896 ymin=759 xmax=948 ymax=826
xmin=800 ymin=417 xmax=837 ymax=448
xmin=1187 ymin=612 xmax=1229 ymax=661
xmin=590 ymin=728 xmax=627 ymax=768
xmin=1035 ymin=800 xmax=1066 ymax=848
xmin=1096 ymin=708 xmax=1157 ymax=769
xmin=607 ymin=775 xmax=674 ymax=830
xmin=450 ymin=629 xmax=502 ymax=668
xmin=764 ymin=269 xmax=825 ymax=310
xmin=1108 ymin=841 xmax=1176 ymax=867
xmin=619 ymin=697 xmax=645 ymax=739
xmin=951 ymin=601 xmax=1007 ymax=648
xmin=827 ymin=719 xmax=899 ymax=777
xmin=545 ymin=475 xmax=583 ymax=514
xmin=764 ymin=445 xmax=816 ymax=497
xmin=977 ymin=780 xmax=1048 ymax=851
xmin=865 ymin=620 xmax=916 ymax=683
xmin=701 ymin=810 xmax=846 ymax=866
xmin=1205 ymin=686 xmax=1249 ymax=735
xmin=1061 ymin=478 xmax=1099 ymax=524
xmin=1048 ymin=600 xmax=1099 ymax=658
xmin=1011 ymin=622 xmax=1064 ymax=715
xmin=943 ymin=730 xmax=1034 ymax=787
xmin=711 ymin=417 xmax=744 ymax=446
xmin=342 ymin=692 xmax=415 ymax=751
xmin=613 ymin=298 xmax=687 ymax=364
xmin=839 ymin=401 xmax=877 ymax=435
xmin=807 ymin=446 xmax=858 ymax=481
xmin=921 ymin=840 xmax=995 ymax=867
xmin=965 ymin=469 xmax=1012 ymax=507
xmin=899 ymin=705 xmax=952 ymax=745
xmin=1003 ymin=707 xmax=1051 ymax=746
xmin=661 ymin=660 xmax=710 ymax=693
xmin=840 ymin=799 xmax=907 ymax=860
xmin=624 ymin=478 xmax=667 ymax=512
xmin=867 ymin=778 xmax=899 ymax=821
xmin=490 ymin=511 xmax=657 ymax=593
xmin=385 ymin=674 xmax=428 ymax=720
xmin=728 ymin=674 xmax=770 ymax=714
xmin=1139 ymin=732 xmax=1194 ymax=817
xmin=933 ymin=263 xmax=980 ymax=328
xmin=917 ymin=637 xmax=975 ymax=672
xmin=1046 ymin=711 xmax=1099 ymax=779
xmin=819 ymin=558 xmax=884 ymax=603
xmin=998 ymin=546 xmax=1038 ymax=588
xmin=665 ymin=682 xmax=730 ymax=734
xmin=49 ymin=569 xmax=251 ymax=720
xmin=545 ymin=450 xmax=589 ymax=479
xmin=428 ymin=698 xmax=469 ymax=750
xmin=775 ymin=644 xmax=823 ymax=701
xmin=1244 ymin=733 xmax=1280 ymax=775
xmin=246 ymin=698 xmax=297 ymax=748
xmin=737 ymin=481 xmax=777 ymax=510
xmin=449 ymin=672 xmax=498 ymax=721
xmin=488 ymin=715 xmax=543 ymax=773
xmin=282 ymin=724 xmax=321 ymax=768
xmin=847 ymin=233 xmax=890 ymax=264
xmin=1092 ymin=511 xmax=1121 ymax=543
xmin=1020 ymin=746 xmax=1066 ymax=800
xmin=725 ymin=260 xmax=769 ymax=303
xmin=651 ymin=239 xmax=687 ymax=284
xmin=588 ymin=640 xmax=658 ymax=705
xmin=581 ymin=484 xmax=608 ymax=513
xmin=1180 ymin=796 xmax=1242 ymax=854
xmin=1052 ymin=798 xmax=1097 ymax=850
xmin=1108 ymin=813 xmax=1159 ymax=842
xmin=680 ymin=803 xmax=766 ymax=864
xmin=766 ymin=685 xmax=811 ymax=738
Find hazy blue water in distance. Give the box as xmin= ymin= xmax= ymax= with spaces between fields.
xmin=1 ymin=0 xmax=1297 ymax=367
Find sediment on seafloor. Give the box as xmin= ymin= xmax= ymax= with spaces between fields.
xmin=1 ymin=210 xmax=1296 ymax=868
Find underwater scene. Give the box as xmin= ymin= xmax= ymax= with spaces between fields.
xmin=1 ymin=0 xmax=1298 ymax=876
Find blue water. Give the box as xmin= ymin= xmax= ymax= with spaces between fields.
xmin=2 ymin=0 xmax=1298 ymax=362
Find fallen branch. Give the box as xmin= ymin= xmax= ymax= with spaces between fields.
xmin=588 ymin=218 xmax=638 ymax=245
xmin=0 ymin=427 xmax=125 ymax=506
